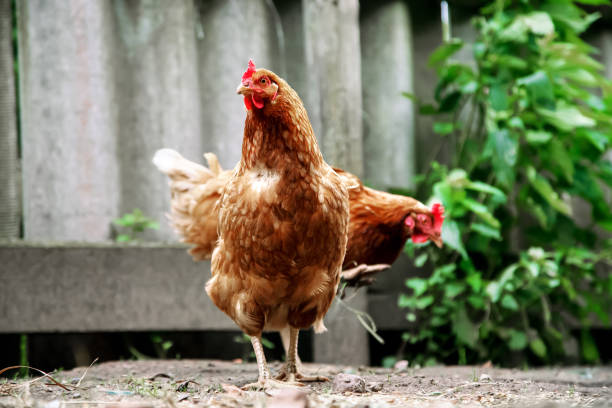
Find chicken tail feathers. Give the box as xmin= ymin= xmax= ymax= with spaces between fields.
xmin=153 ymin=149 xmax=229 ymax=261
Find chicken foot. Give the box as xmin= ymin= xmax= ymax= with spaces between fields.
xmin=277 ymin=327 xmax=329 ymax=382
xmin=339 ymin=263 xmax=391 ymax=297
xmin=242 ymin=335 xmax=303 ymax=390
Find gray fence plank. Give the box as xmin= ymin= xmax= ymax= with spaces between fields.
xmin=303 ymin=0 xmax=364 ymax=176
xmin=361 ymin=0 xmax=415 ymax=189
xmin=0 ymin=0 xmax=19 ymax=238
xmin=302 ymin=0 xmax=367 ymax=365
xmin=194 ymin=0 xmax=279 ymax=171
xmin=18 ymin=0 xmax=120 ymax=241
xmin=112 ymin=0 xmax=203 ymax=241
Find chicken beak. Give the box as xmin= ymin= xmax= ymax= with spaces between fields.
xmin=431 ymin=236 xmax=443 ymax=248
xmin=236 ymin=83 xmax=249 ymax=95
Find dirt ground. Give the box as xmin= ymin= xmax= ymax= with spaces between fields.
xmin=1 ymin=359 xmax=611 ymax=408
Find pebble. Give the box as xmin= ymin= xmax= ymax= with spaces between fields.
xmin=480 ymin=373 xmax=492 ymax=382
xmin=332 ymin=373 xmax=366 ymax=393
xmin=367 ymin=382 xmax=384 ymax=392
xmin=394 ymin=360 xmax=409 ymax=371
xmin=266 ymin=388 xmax=309 ymax=408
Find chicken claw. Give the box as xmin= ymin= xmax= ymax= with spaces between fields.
xmin=340 ymin=263 xmax=391 ymax=291
xmin=275 ymin=368 xmax=329 ymax=383
xmin=243 ymin=334 xmax=306 ymax=390
xmin=275 ymin=328 xmax=329 ymax=383
xmin=241 ymin=378 xmax=304 ymax=391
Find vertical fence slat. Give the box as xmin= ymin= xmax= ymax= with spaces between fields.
xmin=195 ymin=0 xmax=279 ymax=170
xmin=0 ymin=0 xmax=20 ymax=238
xmin=361 ymin=0 xmax=415 ymax=189
xmin=19 ymin=0 xmax=119 ymax=241
xmin=303 ymin=0 xmax=364 ymax=176
xmin=302 ymin=0 xmax=367 ymax=366
xmin=112 ymin=0 xmax=203 ymax=241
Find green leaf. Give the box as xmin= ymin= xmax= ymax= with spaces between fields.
xmin=488 ymin=129 xmax=518 ymax=188
xmin=508 ymin=330 xmax=528 ymax=350
xmin=444 ymin=282 xmax=466 ymax=299
xmin=486 ymin=282 xmax=502 ymax=303
xmin=500 ymin=294 xmax=519 ymax=311
xmin=439 ymin=91 xmax=462 ymax=112
xmin=538 ymin=104 xmax=596 ymax=131
xmin=466 ymin=181 xmax=506 ymax=201
xmin=581 ymin=329 xmax=600 ymax=363
xmin=579 ymin=129 xmax=608 ymax=152
xmin=543 ymin=2 xmax=599 ymax=34
xmin=470 ymin=223 xmax=501 ymax=240
xmin=429 ymin=38 xmax=463 ymax=67
xmin=525 ymin=130 xmax=552 ymax=144
xmin=517 ymin=71 xmax=555 ymax=109
xmin=442 ymin=220 xmax=468 ymax=260
xmin=116 ymin=234 xmax=132 ymax=243
xmin=529 ymin=338 xmax=547 ymax=358
xmin=381 ymin=356 xmax=397 ymax=368
xmin=453 ymin=304 xmax=478 ymax=347
xmin=406 ymin=278 xmax=428 ymax=297
xmin=467 ymin=294 xmax=485 ymax=309
xmin=521 ymin=12 xmax=555 ymax=35
xmin=549 ymin=139 xmax=574 ymax=183
xmin=398 ymin=294 xmax=415 ymax=308
xmin=419 ymin=104 xmax=438 ymax=115
xmin=433 ymin=122 xmax=455 ymax=135
xmin=414 ymin=253 xmax=428 ymax=268
xmin=415 ymin=295 xmax=435 ymax=309
xmin=499 ymin=12 xmax=554 ymax=42
xmin=489 ymin=83 xmax=509 ymax=111
xmin=575 ymin=0 xmax=610 ymax=4
xmin=466 ymin=274 xmax=483 ymax=292
xmin=526 ymin=166 xmax=572 ymax=216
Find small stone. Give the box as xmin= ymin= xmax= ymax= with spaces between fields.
xmin=479 ymin=373 xmax=492 ymax=382
xmin=267 ymin=388 xmax=309 ymax=408
xmin=332 ymin=373 xmax=366 ymax=393
xmin=367 ymin=382 xmax=383 ymax=392
xmin=393 ymin=360 xmax=409 ymax=371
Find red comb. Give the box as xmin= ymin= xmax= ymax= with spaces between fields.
xmin=432 ymin=203 xmax=445 ymax=233
xmin=242 ymin=59 xmax=256 ymax=85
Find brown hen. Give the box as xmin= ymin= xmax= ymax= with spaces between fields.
xmin=200 ymin=60 xmax=349 ymax=388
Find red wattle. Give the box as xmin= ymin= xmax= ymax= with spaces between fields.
xmin=412 ymin=234 xmax=429 ymax=244
xmin=244 ymin=96 xmax=252 ymax=110
xmin=252 ymin=94 xmax=264 ymax=109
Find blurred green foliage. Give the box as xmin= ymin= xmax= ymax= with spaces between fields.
xmin=113 ymin=209 xmax=159 ymax=243
xmin=401 ymin=0 xmax=612 ymax=366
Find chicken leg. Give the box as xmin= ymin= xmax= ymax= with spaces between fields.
xmin=242 ymin=335 xmax=303 ymax=390
xmin=276 ymin=327 xmax=329 ymax=382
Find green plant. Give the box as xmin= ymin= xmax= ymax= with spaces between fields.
xmin=18 ymin=334 xmax=27 ymax=378
xmin=151 ymin=334 xmax=173 ymax=359
xmin=113 ymin=209 xmax=159 ymax=242
xmin=400 ymin=0 xmax=612 ymax=366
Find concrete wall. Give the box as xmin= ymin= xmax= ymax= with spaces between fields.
xmin=0 ymin=0 xmax=20 ymax=238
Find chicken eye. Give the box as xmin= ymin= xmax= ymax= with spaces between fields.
xmin=260 ymin=77 xmax=267 ymax=85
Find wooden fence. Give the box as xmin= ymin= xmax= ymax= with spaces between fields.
xmin=1 ymin=0 xmax=612 ymax=365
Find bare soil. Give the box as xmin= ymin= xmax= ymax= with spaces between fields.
xmin=1 ymin=359 xmax=611 ymax=407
